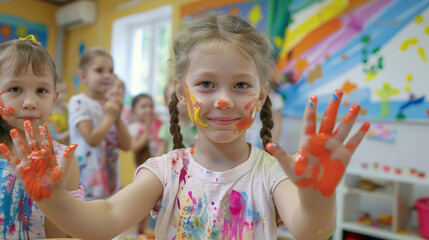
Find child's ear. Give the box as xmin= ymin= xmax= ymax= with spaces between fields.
xmin=53 ymin=90 xmax=59 ymax=103
xmin=259 ymin=82 xmax=269 ymax=105
xmin=174 ymin=79 xmax=187 ymax=106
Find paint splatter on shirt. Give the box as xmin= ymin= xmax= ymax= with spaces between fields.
xmin=135 ymin=146 xmax=287 ymax=239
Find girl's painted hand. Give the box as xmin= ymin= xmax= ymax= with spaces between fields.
xmin=266 ymin=89 xmax=370 ymax=196
xmin=0 ymin=120 xmax=77 ymax=202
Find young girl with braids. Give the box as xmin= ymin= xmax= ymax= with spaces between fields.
xmin=1 ymin=14 xmax=370 ymax=240
xmin=0 ymin=35 xmax=82 ymax=239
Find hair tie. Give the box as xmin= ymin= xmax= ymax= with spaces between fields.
xmin=18 ymin=34 xmax=40 ymax=46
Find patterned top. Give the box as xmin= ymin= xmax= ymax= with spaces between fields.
xmin=0 ymin=141 xmax=67 ymax=240
xmin=68 ymin=93 xmax=119 ymax=199
xmin=135 ymin=146 xmax=287 ymax=239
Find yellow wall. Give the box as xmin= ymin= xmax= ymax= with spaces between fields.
xmin=62 ymin=0 xmax=200 ymax=186
xmin=0 ymin=0 xmax=59 ymax=58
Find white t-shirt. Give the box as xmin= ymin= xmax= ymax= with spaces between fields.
xmin=68 ymin=93 xmax=110 ymax=199
xmin=135 ymin=145 xmax=287 ymax=239
xmin=246 ymin=91 xmax=284 ymax=148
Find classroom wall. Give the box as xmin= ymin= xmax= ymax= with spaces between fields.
xmin=0 ymin=0 xmax=59 ymax=59
xmin=61 ymin=0 xmax=201 ymax=186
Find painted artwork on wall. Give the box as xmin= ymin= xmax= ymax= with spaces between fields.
xmin=182 ymin=0 xmax=429 ymax=122
xmin=0 ymin=14 xmax=48 ymax=48
xmin=277 ymin=0 xmax=429 ymax=122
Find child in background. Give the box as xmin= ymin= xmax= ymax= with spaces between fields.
xmin=68 ymin=47 xmax=130 ymax=200
xmin=105 ymin=75 xmax=129 ymax=194
xmin=2 ymin=14 xmax=370 ymax=240
xmin=156 ymin=84 xmax=197 ymax=156
xmin=128 ymin=93 xmax=162 ymax=236
xmin=46 ymin=79 xmax=70 ymax=145
xmin=128 ymin=93 xmax=162 ymax=166
xmin=0 ymin=35 xmax=81 ymax=239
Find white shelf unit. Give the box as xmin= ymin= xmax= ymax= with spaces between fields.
xmin=335 ymin=169 xmax=429 ymax=240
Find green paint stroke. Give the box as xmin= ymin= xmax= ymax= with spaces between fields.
xmin=376 ymin=82 xmax=399 ymax=117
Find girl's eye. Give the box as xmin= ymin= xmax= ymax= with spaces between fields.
xmin=10 ymin=87 xmax=21 ymax=93
xmin=95 ymin=68 xmax=103 ymax=73
xmin=37 ymin=88 xmax=48 ymax=94
xmin=200 ymin=81 xmax=214 ymax=88
xmin=235 ymin=82 xmax=249 ymax=89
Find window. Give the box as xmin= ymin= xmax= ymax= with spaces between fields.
xmin=111 ymin=5 xmax=172 ymax=106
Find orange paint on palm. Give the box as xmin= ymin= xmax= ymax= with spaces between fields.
xmin=314 ymin=159 xmax=345 ymax=196
xmin=319 ymin=90 xmax=343 ymax=134
xmin=343 ymin=103 xmax=360 ymax=124
xmin=20 ymin=149 xmax=60 ymax=201
xmin=307 ymin=133 xmax=345 ymax=196
xmin=0 ymin=91 xmax=15 ymax=117
xmin=217 ymin=98 xmax=228 ymax=108
xmin=24 ymin=120 xmax=37 ymax=150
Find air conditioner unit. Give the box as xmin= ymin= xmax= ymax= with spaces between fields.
xmin=56 ymin=0 xmax=97 ymax=29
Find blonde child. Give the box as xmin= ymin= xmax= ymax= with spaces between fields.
xmin=68 ymin=48 xmax=130 ymax=200
xmin=46 ymin=79 xmax=70 ymax=145
xmin=1 ymin=14 xmax=369 ymax=240
xmin=0 ymin=35 xmax=82 ymax=239
xmin=128 ymin=93 xmax=162 ymax=167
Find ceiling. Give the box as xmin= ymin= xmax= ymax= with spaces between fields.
xmin=36 ymin=0 xmax=76 ymax=5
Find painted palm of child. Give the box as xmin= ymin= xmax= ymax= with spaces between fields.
xmin=0 ymin=14 xmax=369 ymax=240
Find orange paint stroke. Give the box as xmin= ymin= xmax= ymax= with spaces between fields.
xmin=319 ymin=90 xmax=343 ymax=134
xmin=244 ymin=99 xmax=257 ymax=110
xmin=277 ymin=18 xmax=342 ymax=71
xmin=343 ymin=103 xmax=360 ymax=124
xmin=24 ymin=120 xmax=37 ymax=150
xmin=234 ymin=115 xmax=254 ymax=135
xmin=190 ymin=145 xmax=195 ymax=155
xmin=0 ymin=91 xmax=15 ymax=117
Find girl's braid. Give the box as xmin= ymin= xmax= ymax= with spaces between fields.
xmin=169 ymin=92 xmax=185 ymax=149
xmin=260 ymin=95 xmax=274 ymax=152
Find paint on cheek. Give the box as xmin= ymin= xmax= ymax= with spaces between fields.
xmin=244 ymin=99 xmax=257 ymax=110
xmin=185 ymin=84 xmax=207 ymax=127
xmin=234 ymin=115 xmax=254 ymax=135
xmin=0 ymin=91 xmax=15 ymax=118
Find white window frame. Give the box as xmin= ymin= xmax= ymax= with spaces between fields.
xmin=111 ymin=5 xmax=172 ymax=101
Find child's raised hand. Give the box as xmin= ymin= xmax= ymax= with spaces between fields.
xmin=266 ymin=89 xmax=370 ymax=196
xmin=104 ymin=99 xmax=122 ymax=119
xmin=0 ymin=120 xmax=77 ymax=202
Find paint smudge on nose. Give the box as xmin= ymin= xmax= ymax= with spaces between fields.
xmin=217 ymin=98 xmax=229 ymax=108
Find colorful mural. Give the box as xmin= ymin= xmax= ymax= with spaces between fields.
xmin=277 ymin=0 xmax=429 ymax=121
xmin=181 ymin=0 xmax=429 ymax=122
xmin=0 ymin=14 xmax=48 ymax=48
